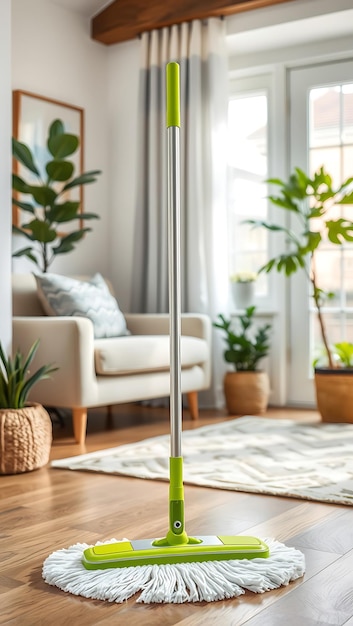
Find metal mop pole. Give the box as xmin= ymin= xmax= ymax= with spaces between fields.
xmin=167 ymin=74 xmax=182 ymax=460
xmin=163 ymin=61 xmax=190 ymax=546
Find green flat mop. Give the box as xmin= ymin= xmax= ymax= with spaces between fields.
xmin=42 ymin=62 xmax=305 ymax=603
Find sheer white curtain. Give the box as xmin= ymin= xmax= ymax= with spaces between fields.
xmin=131 ymin=19 xmax=229 ymax=407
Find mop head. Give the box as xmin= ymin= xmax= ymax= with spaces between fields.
xmin=42 ymin=538 xmax=305 ymax=604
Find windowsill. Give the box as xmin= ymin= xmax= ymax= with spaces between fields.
xmin=231 ymin=308 xmax=278 ymax=315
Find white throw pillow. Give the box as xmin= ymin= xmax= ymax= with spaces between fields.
xmin=34 ymin=272 xmax=130 ymax=339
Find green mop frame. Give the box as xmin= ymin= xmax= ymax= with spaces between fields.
xmin=82 ymin=62 xmax=269 ymax=570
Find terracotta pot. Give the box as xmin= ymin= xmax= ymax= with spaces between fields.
xmin=0 ymin=403 xmax=52 ymax=474
xmin=315 ymin=368 xmax=353 ymax=423
xmin=224 ymin=371 xmax=270 ymax=415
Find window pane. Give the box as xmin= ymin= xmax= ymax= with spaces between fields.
xmin=314 ymin=249 xmax=342 ymax=307
xmin=309 ymin=147 xmax=341 ymax=184
xmin=342 ymin=84 xmax=353 ymax=144
xmin=227 ymin=92 xmax=268 ymax=294
xmin=343 ymin=145 xmax=353 ymax=179
xmin=344 ymin=251 xmax=353 ymax=307
xmin=309 ymin=87 xmax=340 ymax=148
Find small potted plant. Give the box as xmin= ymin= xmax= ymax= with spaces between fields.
xmin=246 ymin=165 xmax=353 ymax=422
xmin=213 ymin=306 xmax=271 ymax=415
xmin=229 ymin=271 xmax=257 ymax=309
xmin=0 ymin=339 xmax=57 ymax=474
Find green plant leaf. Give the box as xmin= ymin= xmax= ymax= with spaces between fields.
xmin=12 ymin=224 xmax=35 ymax=239
xmin=336 ymin=192 xmax=353 ymax=205
xmin=0 ymin=340 xmax=58 ymax=409
xmin=52 ymin=228 xmax=91 ymax=255
xmin=308 ymin=206 xmax=325 ymax=219
xmin=12 ymin=138 xmax=40 ymax=176
xmin=273 ymin=254 xmax=304 ymax=276
xmin=244 ymin=219 xmax=287 ymax=233
xmin=46 ymin=160 xmax=74 ymax=182
xmin=20 ymin=364 xmax=58 ymax=406
xmin=326 ymin=219 xmax=353 ymax=244
xmin=63 ymin=170 xmax=101 ymax=190
xmin=12 ymin=173 xmax=31 ymax=194
xmin=48 ymin=133 xmax=79 ymax=159
xmin=333 ymin=342 xmax=353 ymax=367
xmin=294 ymin=167 xmax=310 ymax=192
xmin=12 ymin=198 xmax=35 ymax=213
xmin=12 ymin=247 xmax=38 ymax=265
xmin=299 ymin=230 xmax=322 ymax=254
xmin=22 ymin=339 xmax=39 ymax=372
xmin=268 ymin=196 xmax=299 ymax=212
xmin=24 ymin=219 xmax=57 ymax=243
xmin=46 ymin=201 xmax=80 ymax=223
xmin=317 ymin=190 xmax=335 ymax=203
xmin=27 ymin=185 xmax=57 ymax=207
xmin=0 ymin=343 xmax=11 ymax=379
xmin=49 ymin=119 xmax=65 ymax=140
xmin=80 ymin=212 xmax=100 ymax=220
xmin=266 ymin=177 xmax=285 ymax=186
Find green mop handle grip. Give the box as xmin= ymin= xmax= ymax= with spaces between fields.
xmin=167 ymin=457 xmax=187 ymax=545
xmin=166 ymin=62 xmax=180 ymax=128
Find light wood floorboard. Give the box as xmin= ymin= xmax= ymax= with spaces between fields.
xmin=1 ymin=403 xmax=352 ymax=625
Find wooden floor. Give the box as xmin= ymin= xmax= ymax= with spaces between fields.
xmin=1 ymin=403 xmax=353 ymax=625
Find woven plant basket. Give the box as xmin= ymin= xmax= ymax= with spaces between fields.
xmin=0 ymin=403 xmax=52 ymax=474
xmin=315 ymin=368 xmax=353 ymax=423
xmin=224 ymin=371 xmax=270 ymax=415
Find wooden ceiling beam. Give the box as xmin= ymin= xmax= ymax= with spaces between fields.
xmin=91 ymin=0 xmax=296 ymax=45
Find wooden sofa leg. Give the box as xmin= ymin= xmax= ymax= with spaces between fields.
xmin=186 ymin=391 xmax=199 ymax=420
xmin=72 ymin=408 xmax=87 ymax=444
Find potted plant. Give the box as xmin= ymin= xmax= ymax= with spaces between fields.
xmin=12 ymin=118 xmax=101 ymax=273
xmin=246 ymin=165 xmax=353 ymax=422
xmin=0 ymin=339 xmax=57 ymax=474
xmin=213 ymin=306 xmax=271 ymax=415
xmin=229 ymin=271 xmax=257 ymax=309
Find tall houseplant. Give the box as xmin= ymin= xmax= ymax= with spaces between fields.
xmin=12 ymin=119 xmax=101 ymax=273
xmin=213 ymin=306 xmax=271 ymax=414
xmin=246 ymin=165 xmax=353 ymax=421
xmin=0 ymin=340 xmax=57 ymax=474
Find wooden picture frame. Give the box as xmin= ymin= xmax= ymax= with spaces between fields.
xmin=12 ymin=90 xmax=84 ymax=227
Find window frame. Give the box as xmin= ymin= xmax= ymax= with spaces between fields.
xmin=227 ymin=73 xmax=277 ymax=312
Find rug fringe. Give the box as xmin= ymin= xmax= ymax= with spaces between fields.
xmin=42 ymin=538 xmax=305 ymax=604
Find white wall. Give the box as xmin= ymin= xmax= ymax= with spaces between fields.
xmin=11 ymin=0 xmax=110 ymax=278
xmin=0 ymin=0 xmax=12 ymax=353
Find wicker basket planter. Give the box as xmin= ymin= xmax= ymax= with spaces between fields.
xmin=224 ymin=371 xmax=270 ymax=415
xmin=0 ymin=403 xmax=52 ymax=474
xmin=315 ymin=368 xmax=353 ymax=423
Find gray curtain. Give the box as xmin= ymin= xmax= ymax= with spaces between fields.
xmin=131 ymin=19 xmax=230 ymax=407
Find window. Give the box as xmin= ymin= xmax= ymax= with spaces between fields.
xmin=309 ymin=83 xmax=353 ymax=363
xmin=289 ymin=60 xmax=353 ymax=404
xmin=227 ymin=80 xmax=269 ymax=298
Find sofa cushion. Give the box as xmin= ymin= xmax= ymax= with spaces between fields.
xmin=94 ymin=335 xmax=208 ymax=375
xmin=34 ymin=272 xmax=129 ymax=339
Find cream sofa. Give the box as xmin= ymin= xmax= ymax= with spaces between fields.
xmin=12 ymin=274 xmax=212 ymax=444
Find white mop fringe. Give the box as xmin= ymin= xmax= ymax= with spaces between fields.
xmin=42 ymin=537 xmax=305 ymax=604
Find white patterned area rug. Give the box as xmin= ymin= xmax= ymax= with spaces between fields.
xmin=52 ymin=416 xmax=353 ymax=506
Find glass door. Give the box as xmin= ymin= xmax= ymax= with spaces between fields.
xmin=288 ymin=59 xmax=353 ymax=405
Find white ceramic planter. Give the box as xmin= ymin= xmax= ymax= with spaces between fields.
xmin=231 ymin=281 xmax=255 ymax=309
